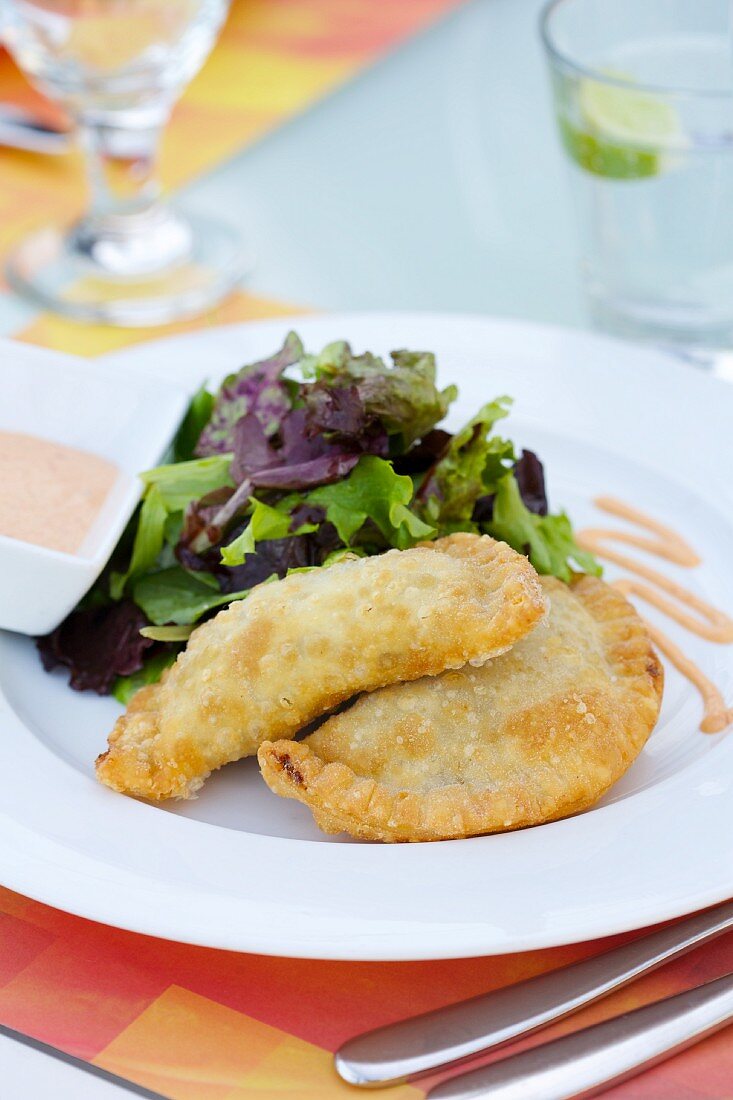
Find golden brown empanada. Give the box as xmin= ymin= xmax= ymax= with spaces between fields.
xmin=97 ymin=533 xmax=545 ymax=800
xmin=258 ymin=575 xmax=663 ymax=841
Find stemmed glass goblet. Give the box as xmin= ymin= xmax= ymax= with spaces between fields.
xmin=2 ymin=0 xmax=245 ymax=326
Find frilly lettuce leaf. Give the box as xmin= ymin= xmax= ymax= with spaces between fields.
xmin=308 ymin=455 xmax=435 ymax=548
xmin=488 ymin=473 xmax=601 ymax=582
xmin=414 ymin=400 xmax=600 ymax=580
xmin=304 ymin=341 xmax=457 ymax=447
xmin=417 ymin=398 xmax=514 ymax=528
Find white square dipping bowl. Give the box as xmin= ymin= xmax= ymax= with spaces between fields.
xmin=0 ymin=340 xmax=190 ymax=636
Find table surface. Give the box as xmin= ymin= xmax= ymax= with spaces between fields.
xmin=213 ymin=0 xmax=582 ymax=323
xmin=0 ymin=1 xmax=586 ymax=1094
xmin=1 ymin=1034 xmax=137 ymax=1099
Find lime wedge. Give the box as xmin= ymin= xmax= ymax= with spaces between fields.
xmin=557 ymin=117 xmax=660 ymax=180
xmin=579 ymin=75 xmax=683 ymax=149
xmin=557 ymin=72 xmax=684 ymax=181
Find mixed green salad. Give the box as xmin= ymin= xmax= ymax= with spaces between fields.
xmin=38 ymin=333 xmax=599 ymax=700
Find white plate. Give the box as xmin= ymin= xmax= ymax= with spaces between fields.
xmin=1 ymin=313 xmax=731 ymax=960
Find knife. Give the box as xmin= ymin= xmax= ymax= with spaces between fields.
xmin=335 ymin=898 xmax=733 ymax=1087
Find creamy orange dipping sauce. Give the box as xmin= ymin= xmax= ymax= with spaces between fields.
xmin=0 ymin=430 xmax=120 ymax=555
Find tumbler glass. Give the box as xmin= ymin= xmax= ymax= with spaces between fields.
xmin=541 ymin=0 xmax=733 ymax=351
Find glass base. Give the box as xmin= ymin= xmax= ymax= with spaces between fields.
xmin=587 ymin=292 xmax=733 ymax=363
xmin=6 ymin=207 xmax=250 ymax=327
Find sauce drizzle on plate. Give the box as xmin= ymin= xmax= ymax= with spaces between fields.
xmin=578 ymin=496 xmax=733 ymax=733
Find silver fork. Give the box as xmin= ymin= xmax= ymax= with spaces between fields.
xmin=335 ymin=898 xmax=733 ymax=1088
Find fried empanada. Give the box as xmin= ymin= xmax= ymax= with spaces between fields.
xmin=258 ymin=575 xmax=663 ymax=841
xmin=96 ymin=533 xmax=545 ymax=800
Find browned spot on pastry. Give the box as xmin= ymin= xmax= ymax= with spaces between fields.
xmin=276 ymin=751 xmax=306 ymax=786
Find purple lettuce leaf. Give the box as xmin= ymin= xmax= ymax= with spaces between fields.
xmin=178 ymin=511 xmax=340 ymax=595
xmin=195 ymin=331 xmax=303 ymax=456
xmin=472 ymin=449 xmax=549 ymax=525
xmin=288 ymin=502 xmax=328 ymax=529
xmin=471 ymin=493 xmax=496 ymax=525
xmin=37 ymin=600 xmax=153 ymax=694
xmin=392 ymin=429 xmax=452 ymax=474
xmin=230 ymin=403 xmax=388 ymax=495
xmin=280 ymin=404 xmax=387 ymax=464
xmin=229 ymin=413 xmax=276 ymax=483
xmin=179 ymin=486 xmax=237 ymax=550
xmin=513 ymin=449 xmax=548 ymax=516
xmin=301 ymin=380 xmax=389 ymax=447
xmin=303 ymin=382 xmax=365 ymax=436
xmin=218 ymin=524 xmax=341 ymax=593
xmin=250 ymin=453 xmax=361 ymax=491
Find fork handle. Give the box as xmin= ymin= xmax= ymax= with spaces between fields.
xmin=335 ymin=899 xmax=733 ymax=1086
xmin=429 ymin=973 xmax=733 ymax=1100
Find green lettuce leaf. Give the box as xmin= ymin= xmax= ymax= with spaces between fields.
xmin=109 ymin=484 xmax=168 ymax=599
xmin=220 ymin=498 xmax=319 ymax=566
xmin=487 ymin=473 xmax=601 ymax=582
xmin=140 ymin=624 xmax=195 ymax=642
xmin=173 ymin=385 xmax=215 ymax=462
xmin=110 ymin=455 xmax=234 ymax=598
xmin=307 ymin=455 xmax=435 ymax=549
xmin=133 ymin=567 xmax=251 ymax=626
xmin=140 ymin=454 xmax=234 ymax=511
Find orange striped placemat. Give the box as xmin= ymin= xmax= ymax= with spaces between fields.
xmin=0 ymin=884 xmax=730 ymax=1098
xmin=16 ymin=288 xmax=305 ymax=356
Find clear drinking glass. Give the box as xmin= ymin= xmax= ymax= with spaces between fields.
xmin=541 ymin=0 xmax=733 ymax=351
xmin=2 ymin=0 xmax=244 ymax=326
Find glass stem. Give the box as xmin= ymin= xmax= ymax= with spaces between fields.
xmin=71 ymin=112 xmax=192 ymax=277
xmin=77 ymin=115 xmax=165 ymax=221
